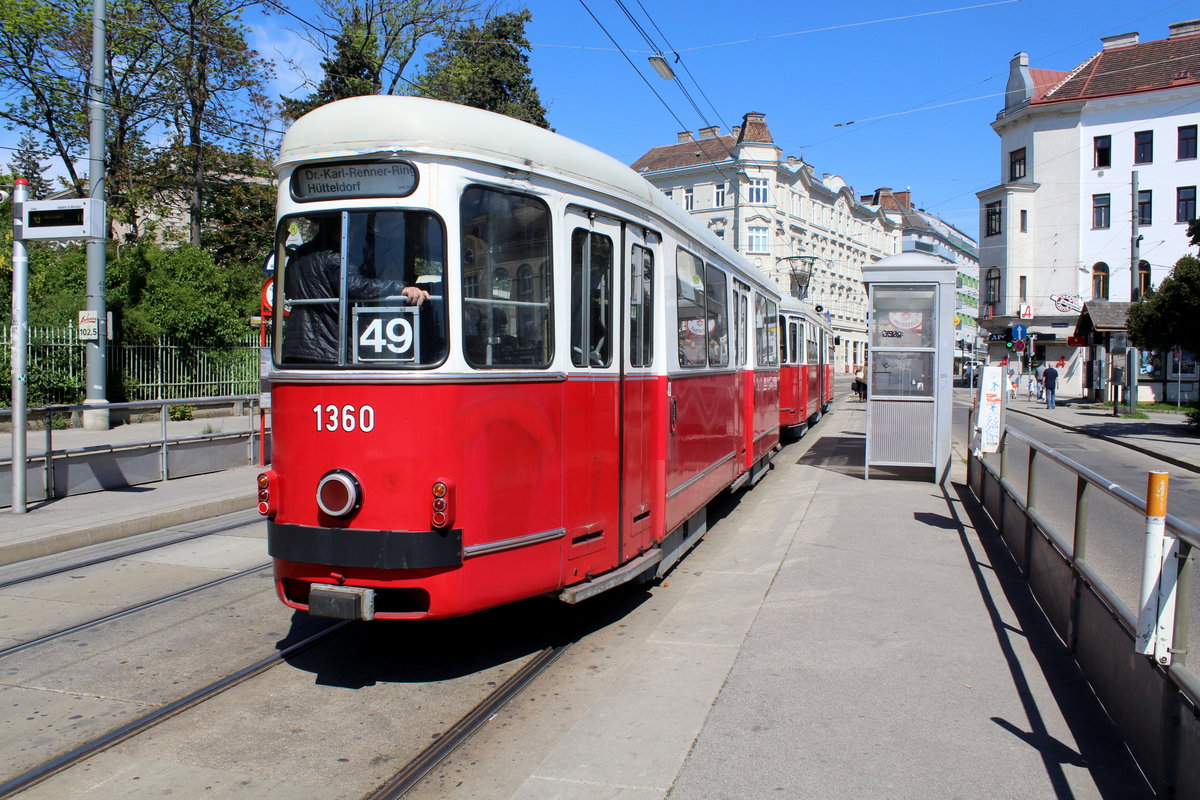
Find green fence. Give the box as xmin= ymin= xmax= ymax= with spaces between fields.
xmin=0 ymin=326 xmax=261 ymax=406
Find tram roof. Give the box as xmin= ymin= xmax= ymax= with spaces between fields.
xmin=277 ymin=96 xmax=777 ymax=294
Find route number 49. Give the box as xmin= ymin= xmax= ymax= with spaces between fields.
xmin=353 ymin=307 xmax=419 ymax=363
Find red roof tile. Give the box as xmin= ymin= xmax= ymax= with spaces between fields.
xmin=630 ymin=134 xmax=737 ymax=173
xmin=1038 ymin=33 xmax=1200 ymax=103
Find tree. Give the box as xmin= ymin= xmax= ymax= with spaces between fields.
xmin=411 ymin=9 xmax=548 ymax=127
xmin=1188 ymin=218 xmax=1199 ymax=249
xmin=281 ymin=9 xmax=380 ymax=120
xmin=0 ymin=0 xmax=89 ymax=193
xmin=1127 ymin=255 xmax=1200 ymax=356
xmin=149 ymin=0 xmax=276 ymax=246
xmin=280 ymin=0 xmax=488 ymax=100
xmin=7 ymin=131 xmax=52 ymax=198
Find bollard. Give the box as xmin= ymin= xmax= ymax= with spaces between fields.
xmin=1135 ymin=471 xmax=1175 ymax=663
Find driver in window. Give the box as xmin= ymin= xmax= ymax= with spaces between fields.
xmin=283 ymin=216 xmax=430 ymax=364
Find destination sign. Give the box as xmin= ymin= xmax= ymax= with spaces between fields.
xmin=292 ymin=161 xmax=417 ymax=201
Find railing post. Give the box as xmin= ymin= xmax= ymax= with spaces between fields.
xmin=1073 ymin=475 xmax=1089 ymax=563
xmin=43 ymin=413 xmax=53 ymax=499
xmin=160 ymin=401 xmax=169 ymax=481
xmin=1173 ymin=540 xmax=1192 ymax=668
xmin=1026 ymin=448 xmax=1038 ymax=512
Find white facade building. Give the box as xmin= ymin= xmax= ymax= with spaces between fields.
xmin=861 ymin=188 xmax=981 ymax=372
xmin=632 ymin=112 xmax=901 ymax=372
xmin=977 ymin=20 xmax=1200 ymax=395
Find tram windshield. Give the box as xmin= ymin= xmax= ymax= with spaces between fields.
xmin=275 ymin=210 xmax=447 ymax=367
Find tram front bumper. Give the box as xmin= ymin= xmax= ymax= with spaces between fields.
xmin=309 ymin=583 xmax=376 ymax=620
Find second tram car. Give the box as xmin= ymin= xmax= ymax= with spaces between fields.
xmin=777 ymin=298 xmax=835 ymax=435
xmin=259 ymin=97 xmax=835 ymax=621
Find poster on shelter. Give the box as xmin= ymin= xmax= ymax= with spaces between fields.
xmin=976 ymin=365 xmax=1004 ymax=454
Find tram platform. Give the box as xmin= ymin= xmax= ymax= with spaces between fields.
xmin=0 ymin=387 xmax=1193 ymax=796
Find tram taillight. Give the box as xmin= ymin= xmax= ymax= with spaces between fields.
xmin=257 ymin=470 xmax=277 ymax=517
xmin=431 ymin=480 xmax=455 ymax=528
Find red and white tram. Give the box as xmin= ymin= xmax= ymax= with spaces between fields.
xmin=259 ymin=97 xmax=830 ymax=621
xmin=777 ymin=298 xmax=836 ymax=435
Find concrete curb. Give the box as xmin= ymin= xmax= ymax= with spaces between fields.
xmin=0 ymin=493 xmax=257 ymax=567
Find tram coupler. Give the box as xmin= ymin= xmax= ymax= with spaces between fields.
xmin=309 ymin=583 xmax=375 ymax=620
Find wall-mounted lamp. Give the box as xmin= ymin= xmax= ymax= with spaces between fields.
xmin=648 ymin=54 xmax=676 ymax=80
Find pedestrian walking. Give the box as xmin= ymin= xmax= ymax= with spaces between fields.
xmin=1035 ymin=363 xmax=1046 ymax=401
xmin=1042 ymin=364 xmax=1059 ymax=409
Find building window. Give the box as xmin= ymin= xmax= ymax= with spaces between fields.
xmin=1092 ymin=194 xmax=1111 ymax=228
xmin=985 ymin=201 xmax=1002 ymax=236
xmin=714 ymin=182 xmax=726 ymax=207
xmin=1092 ymin=263 xmax=1109 ymax=300
xmin=985 ymin=268 xmax=1000 ymax=304
xmin=747 ymin=225 xmax=768 ymax=253
xmin=1180 ymin=125 xmax=1197 ymax=160
xmin=1134 ymin=130 xmax=1153 ymax=164
xmin=1019 ymin=275 xmax=1027 ymax=302
xmin=1094 ymin=135 xmax=1111 ymax=168
xmin=1138 ymin=190 xmax=1153 ymax=225
xmin=1009 ymin=148 xmax=1026 ymax=181
xmin=1137 ymin=260 xmax=1151 ymax=300
xmin=748 ymin=177 xmax=769 ymax=204
xmin=1020 ymin=209 xmax=1028 ymax=232
xmin=1178 ymin=186 xmax=1197 ymax=222
xmin=684 ymin=187 xmax=694 ymax=211
xmin=664 ymin=189 xmax=673 ymax=201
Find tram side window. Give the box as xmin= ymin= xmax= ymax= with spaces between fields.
xmin=676 ymin=249 xmax=707 ymax=367
xmin=277 ymin=210 xmax=447 ymax=368
xmin=461 ymin=186 xmax=552 ymax=368
xmin=736 ymin=292 xmax=748 ymax=367
xmin=570 ymin=229 xmax=613 ymax=367
xmin=807 ymin=326 xmax=818 ymax=365
xmin=754 ymin=294 xmax=778 ymax=367
xmin=705 ymin=264 xmax=728 ymax=366
xmin=629 ymin=244 xmax=654 ymax=367
xmin=786 ymin=320 xmax=800 ymax=365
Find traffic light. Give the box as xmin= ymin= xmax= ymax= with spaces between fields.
xmin=1005 ymin=327 xmax=1014 ymax=349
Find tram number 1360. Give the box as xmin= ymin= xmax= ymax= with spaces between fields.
xmin=313 ymin=404 xmax=376 ymax=433
xmin=353 ymin=306 xmax=420 ymax=363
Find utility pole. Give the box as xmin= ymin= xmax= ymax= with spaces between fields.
xmin=83 ymin=0 xmax=108 ymax=430
xmin=10 ymin=179 xmax=29 ymax=513
xmin=1128 ymin=171 xmax=1141 ymax=416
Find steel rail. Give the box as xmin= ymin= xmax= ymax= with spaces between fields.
xmin=0 ymin=620 xmax=349 ymax=799
xmin=364 ymin=643 xmax=570 ymax=800
xmin=0 ymin=563 xmax=271 ymax=659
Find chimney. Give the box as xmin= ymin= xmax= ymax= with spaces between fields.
xmin=731 ymin=125 xmax=741 ymax=139
xmin=787 ymin=155 xmax=799 ymax=166
xmin=895 ymin=191 xmax=912 ymax=209
xmin=698 ymin=126 xmax=720 ymax=139
xmin=1101 ymin=32 xmax=1139 ymax=49
xmin=1169 ymin=19 xmax=1200 ymax=38
xmin=1005 ymin=52 xmax=1034 ymax=110
xmin=677 ymin=131 xmax=692 ymax=144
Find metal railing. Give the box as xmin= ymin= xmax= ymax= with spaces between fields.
xmin=0 ymin=327 xmax=260 ymax=405
xmin=2 ymin=395 xmax=267 ymax=509
xmin=969 ymin=409 xmax=1199 ymax=797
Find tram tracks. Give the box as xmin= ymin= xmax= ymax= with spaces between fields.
xmin=0 ymin=621 xmax=350 ymax=799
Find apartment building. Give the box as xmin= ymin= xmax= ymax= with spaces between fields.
xmin=861 ymin=188 xmax=981 ymax=373
xmin=977 ymin=19 xmax=1200 ymax=396
xmin=632 ymin=112 xmax=901 ymax=372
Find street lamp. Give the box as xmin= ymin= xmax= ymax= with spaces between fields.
xmin=648 ymin=53 xmax=676 ymax=80
xmin=777 ymin=254 xmax=818 ymax=299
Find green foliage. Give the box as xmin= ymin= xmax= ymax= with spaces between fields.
xmin=411 ymin=9 xmax=549 ymax=128
xmin=200 ymin=150 xmax=276 ymax=269
xmin=282 ymin=9 xmax=381 ymax=119
xmin=1188 ymin=218 xmax=1199 ymax=249
xmin=168 ymin=403 xmax=194 ymax=421
xmin=1188 ymin=409 xmax=1200 ymax=432
xmin=114 ymin=243 xmax=260 ymax=346
xmin=1127 ymin=255 xmax=1200 ymax=355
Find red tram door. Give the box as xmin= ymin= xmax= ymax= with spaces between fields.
xmin=621 ymin=228 xmax=659 ymax=559
xmin=563 ymin=209 xmax=622 ymax=582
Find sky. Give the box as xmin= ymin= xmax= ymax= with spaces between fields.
xmin=64 ymin=0 xmax=1191 ymax=245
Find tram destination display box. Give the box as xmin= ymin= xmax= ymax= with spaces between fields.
xmin=17 ymin=198 xmax=105 ymax=241
xmin=863 ymin=253 xmax=956 ymax=483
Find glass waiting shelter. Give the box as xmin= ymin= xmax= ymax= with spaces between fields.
xmin=863 ymin=253 xmax=956 ymax=483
